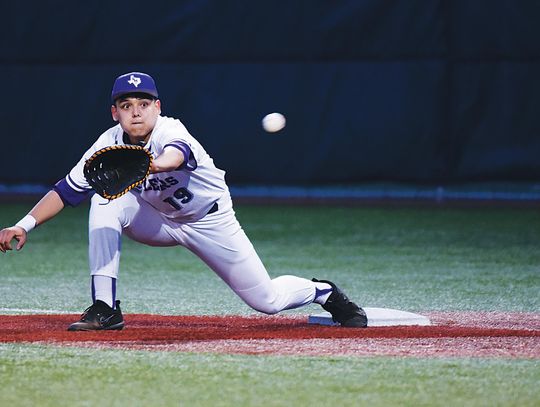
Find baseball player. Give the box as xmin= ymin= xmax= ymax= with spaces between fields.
xmin=0 ymin=72 xmax=367 ymax=330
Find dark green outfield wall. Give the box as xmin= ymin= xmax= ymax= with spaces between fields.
xmin=1 ymin=1 xmax=539 ymax=185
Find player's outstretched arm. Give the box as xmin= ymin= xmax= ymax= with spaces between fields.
xmin=0 ymin=190 xmax=65 ymax=253
xmin=27 ymin=190 xmax=65 ymax=225
xmin=150 ymin=146 xmax=185 ymax=173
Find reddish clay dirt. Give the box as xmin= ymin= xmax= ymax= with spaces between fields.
xmin=1 ymin=312 xmax=538 ymax=358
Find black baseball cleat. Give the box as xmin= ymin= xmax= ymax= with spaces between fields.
xmin=312 ymin=278 xmax=368 ymax=328
xmin=67 ymin=300 xmax=124 ymax=331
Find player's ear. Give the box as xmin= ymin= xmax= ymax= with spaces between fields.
xmin=111 ymin=105 xmax=119 ymax=122
xmin=155 ymin=99 xmax=161 ymax=114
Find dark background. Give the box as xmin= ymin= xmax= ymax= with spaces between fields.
xmin=1 ymin=1 xmax=539 ymax=186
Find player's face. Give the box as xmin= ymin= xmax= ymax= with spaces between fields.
xmin=111 ymin=97 xmax=161 ymax=141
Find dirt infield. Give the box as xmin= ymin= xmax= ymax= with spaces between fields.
xmin=1 ymin=312 xmax=538 ymax=358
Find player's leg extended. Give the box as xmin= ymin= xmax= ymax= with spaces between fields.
xmin=181 ymin=196 xmax=318 ymax=314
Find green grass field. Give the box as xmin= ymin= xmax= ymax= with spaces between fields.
xmin=1 ymin=201 xmax=539 ymax=406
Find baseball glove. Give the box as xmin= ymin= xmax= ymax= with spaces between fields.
xmin=83 ymin=145 xmax=153 ymax=200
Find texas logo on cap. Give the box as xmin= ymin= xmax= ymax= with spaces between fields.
xmin=127 ymin=75 xmax=141 ymax=87
xmin=111 ymin=72 xmax=159 ymax=103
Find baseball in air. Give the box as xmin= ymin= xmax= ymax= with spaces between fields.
xmin=262 ymin=112 xmax=286 ymax=133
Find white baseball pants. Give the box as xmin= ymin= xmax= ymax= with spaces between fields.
xmin=88 ymin=192 xmax=317 ymax=314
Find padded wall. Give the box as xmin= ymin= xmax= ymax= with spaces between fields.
xmin=1 ymin=1 xmax=539 ymax=184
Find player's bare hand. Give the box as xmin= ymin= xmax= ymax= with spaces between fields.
xmin=0 ymin=226 xmax=27 ymax=253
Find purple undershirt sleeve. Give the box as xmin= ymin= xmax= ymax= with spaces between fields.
xmin=53 ymin=178 xmax=92 ymax=207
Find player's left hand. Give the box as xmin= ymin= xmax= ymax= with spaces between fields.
xmin=84 ymin=145 xmax=153 ymax=200
xmin=0 ymin=226 xmax=27 ymax=253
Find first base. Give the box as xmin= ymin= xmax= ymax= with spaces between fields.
xmin=308 ymin=307 xmax=431 ymax=327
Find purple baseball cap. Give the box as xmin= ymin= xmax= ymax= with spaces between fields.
xmin=111 ymin=72 xmax=159 ymax=103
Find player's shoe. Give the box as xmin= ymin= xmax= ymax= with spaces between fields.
xmin=67 ymin=300 xmax=124 ymax=331
xmin=312 ymin=278 xmax=368 ymax=328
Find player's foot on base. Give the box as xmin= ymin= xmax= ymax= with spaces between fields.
xmin=312 ymin=278 xmax=367 ymax=328
xmin=67 ymin=300 xmax=124 ymax=331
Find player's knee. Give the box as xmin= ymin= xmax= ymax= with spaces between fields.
xmin=249 ymin=301 xmax=281 ymax=315
xmin=89 ymin=193 xmax=132 ymax=228
xmin=234 ymin=280 xmax=282 ymax=315
xmin=243 ymin=294 xmax=281 ymax=314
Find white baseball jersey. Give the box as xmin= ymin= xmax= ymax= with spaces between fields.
xmin=60 ymin=115 xmax=228 ymax=223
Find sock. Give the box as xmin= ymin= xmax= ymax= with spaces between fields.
xmin=91 ymin=275 xmax=116 ymax=308
xmin=313 ymin=281 xmax=333 ymax=305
